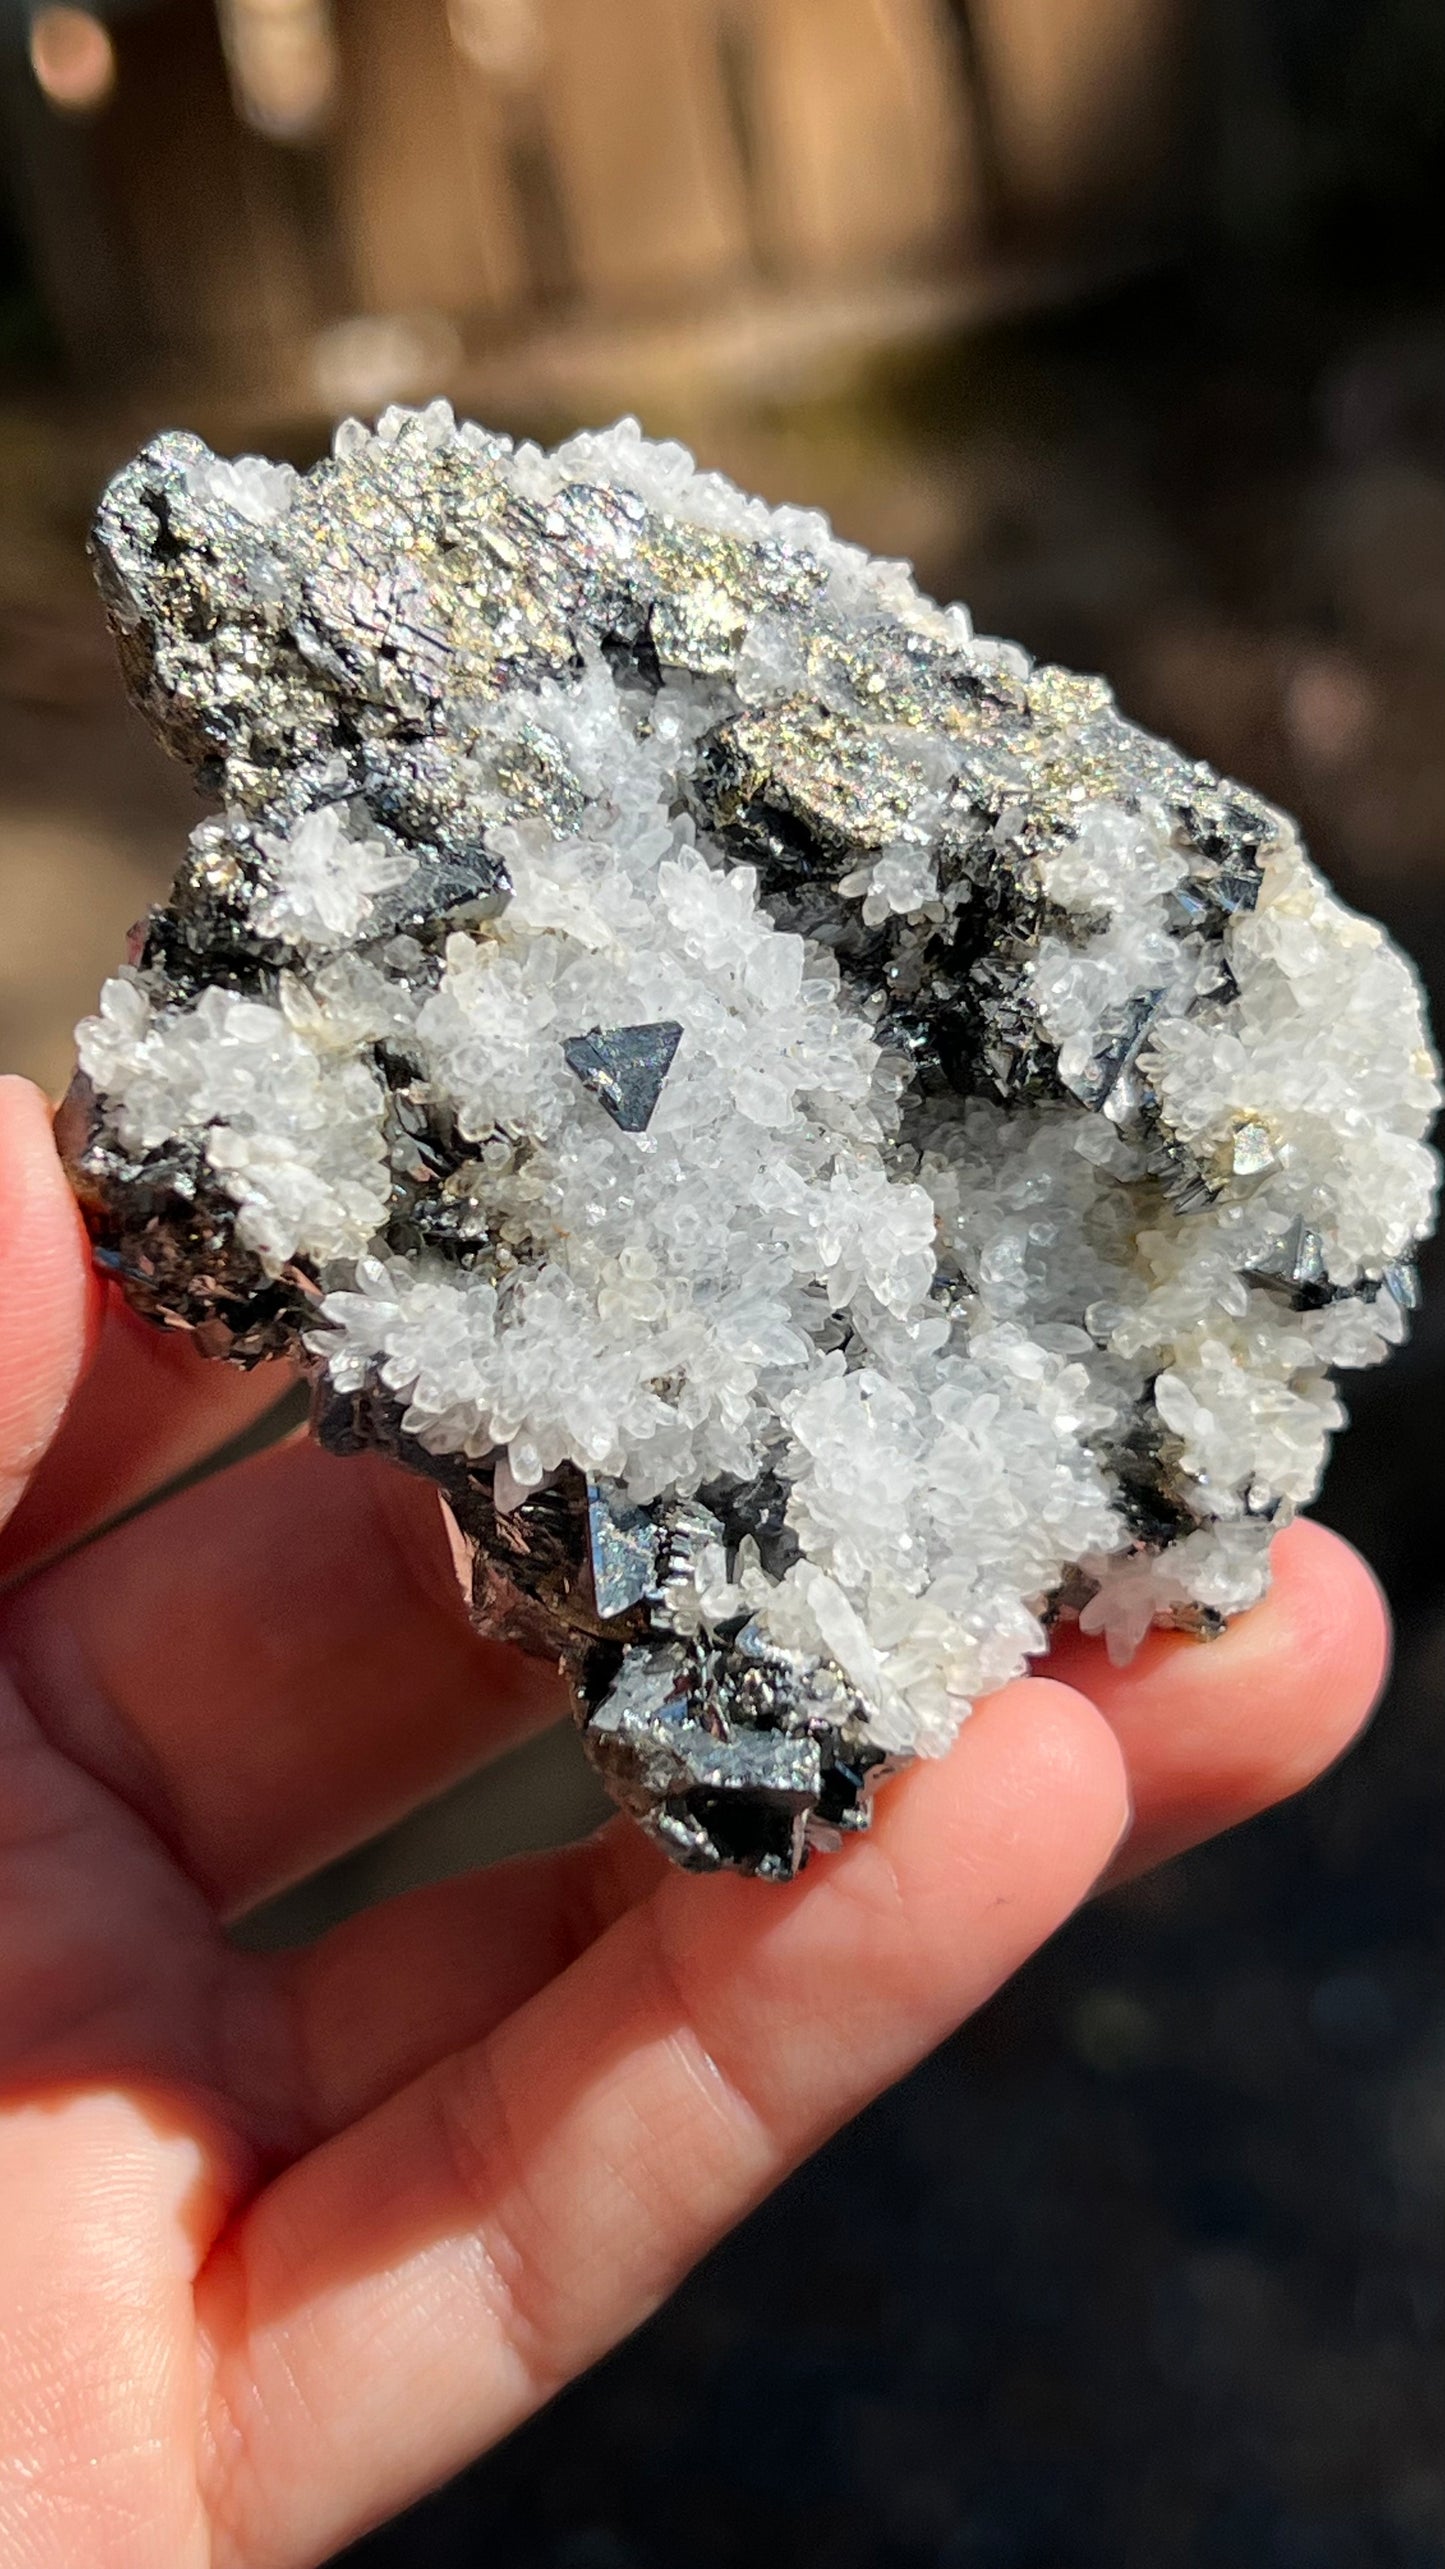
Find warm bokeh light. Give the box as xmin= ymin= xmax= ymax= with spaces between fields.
xmin=310 ymin=310 xmax=463 ymax=414
xmin=216 ymin=0 xmax=337 ymax=142
xmin=28 ymin=5 xmax=116 ymax=114
xmin=446 ymin=0 xmax=545 ymax=87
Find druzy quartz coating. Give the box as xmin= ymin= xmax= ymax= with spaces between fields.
xmin=62 ymin=403 xmax=1440 ymax=1880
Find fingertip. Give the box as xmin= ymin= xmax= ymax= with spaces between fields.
xmin=0 ymin=1280 xmax=300 ymax=1586
xmin=0 ymin=1072 xmax=67 ymax=1192
xmin=1164 ymin=1516 xmax=1388 ymax=1787
xmin=658 ymin=1672 xmax=1133 ymax=2095
xmin=0 ymin=1076 xmax=102 ymax=1335
xmin=1048 ymin=1516 xmax=1391 ymax=1879
xmin=1234 ymin=1516 xmax=1391 ymax=1787
xmin=0 ymin=1077 xmax=100 ymax=1525
xmin=905 ymin=1674 xmax=1131 ymax=1901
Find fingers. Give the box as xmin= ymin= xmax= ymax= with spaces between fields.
xmin=188 ymin=1517 xmax=1380 ymax=2560
xmin=197 ymin=1677 xmax=1129 ymax=2569
xmin=0 ymin=1078 xmax=558 ymax=1913
xmin=276 ymin=1517 xmax=1387 ymax=2142
xmin=1044 ymin=1518 xmax=1389 ymax=1880
xmin=0 ymin=1084 xmax=289 ymax=1582
xmin=0 ymin=1080 xmax=100 ymax=1535
xmin=0 ymin=1290 xmax=296 ymax=1586
xmin=0 ymin=1436 xmax=568 ymax=1916
xmin=280 ymin=1821 xmax=669 ymax=2137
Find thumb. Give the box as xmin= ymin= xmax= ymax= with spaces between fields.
xmin=0 ymin=1078 xmax=101 ymax=1535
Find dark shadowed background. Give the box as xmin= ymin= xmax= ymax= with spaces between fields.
xmin=5 ymin=4 xmax=1445 ymax=2561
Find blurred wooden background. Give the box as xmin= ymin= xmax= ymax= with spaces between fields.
xmin=2 ymin=0 xmax=1194 ymax=400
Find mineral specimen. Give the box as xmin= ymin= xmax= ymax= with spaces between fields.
xmin=61 ymin=403 xmax=1440 ymax=1880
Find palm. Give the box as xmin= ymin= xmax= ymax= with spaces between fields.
xmin=0 ymin=1079 xmax=1388 ymax=2569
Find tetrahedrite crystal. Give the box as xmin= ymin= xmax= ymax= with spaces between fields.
xmin=61 ymin=402 xmax=1440 ymax=1879
xmin=562 ymin=1021 xmax=683 ymax=1132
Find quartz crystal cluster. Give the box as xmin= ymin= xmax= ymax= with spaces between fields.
xmin=62 ymin=404 xmax=1439 ymax=1879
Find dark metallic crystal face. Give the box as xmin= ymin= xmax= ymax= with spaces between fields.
xmin=562 ymin=1023 xmax=683 ymax=1133
xmin=303 ymin=1376 xmax=885 ymax=1880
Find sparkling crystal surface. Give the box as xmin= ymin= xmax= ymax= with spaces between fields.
xmin=61 ymin=403 xmax=1441 ymax=1878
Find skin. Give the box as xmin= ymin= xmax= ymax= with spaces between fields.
xmin=0 ymin=1070 xmax=1390 ymax=2568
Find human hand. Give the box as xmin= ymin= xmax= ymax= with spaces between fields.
xmin=0 ymin=1072 xmax=1389 ymax=2567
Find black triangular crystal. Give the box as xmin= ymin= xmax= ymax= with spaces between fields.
xmin=562 ymin=1021 xmax=683 ymax=1132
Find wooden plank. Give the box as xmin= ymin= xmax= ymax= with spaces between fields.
xmin=332 ymin=0 xmax=526 ymax=318
xmin=95 ymin=0 xmax=316 ymax=366
xmin=745 ymin=0 xmax=976 ymax=279
xmin=0 ymin=50 xmax=144 ymax=378
xmin=536 ymin=0 xmax=752 ymax=308
xmin=967 ymin=0 xmax=1190 ymax=234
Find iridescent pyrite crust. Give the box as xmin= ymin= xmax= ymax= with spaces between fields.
xmin=62 ymin=406 xmax=1439 ymax=1879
